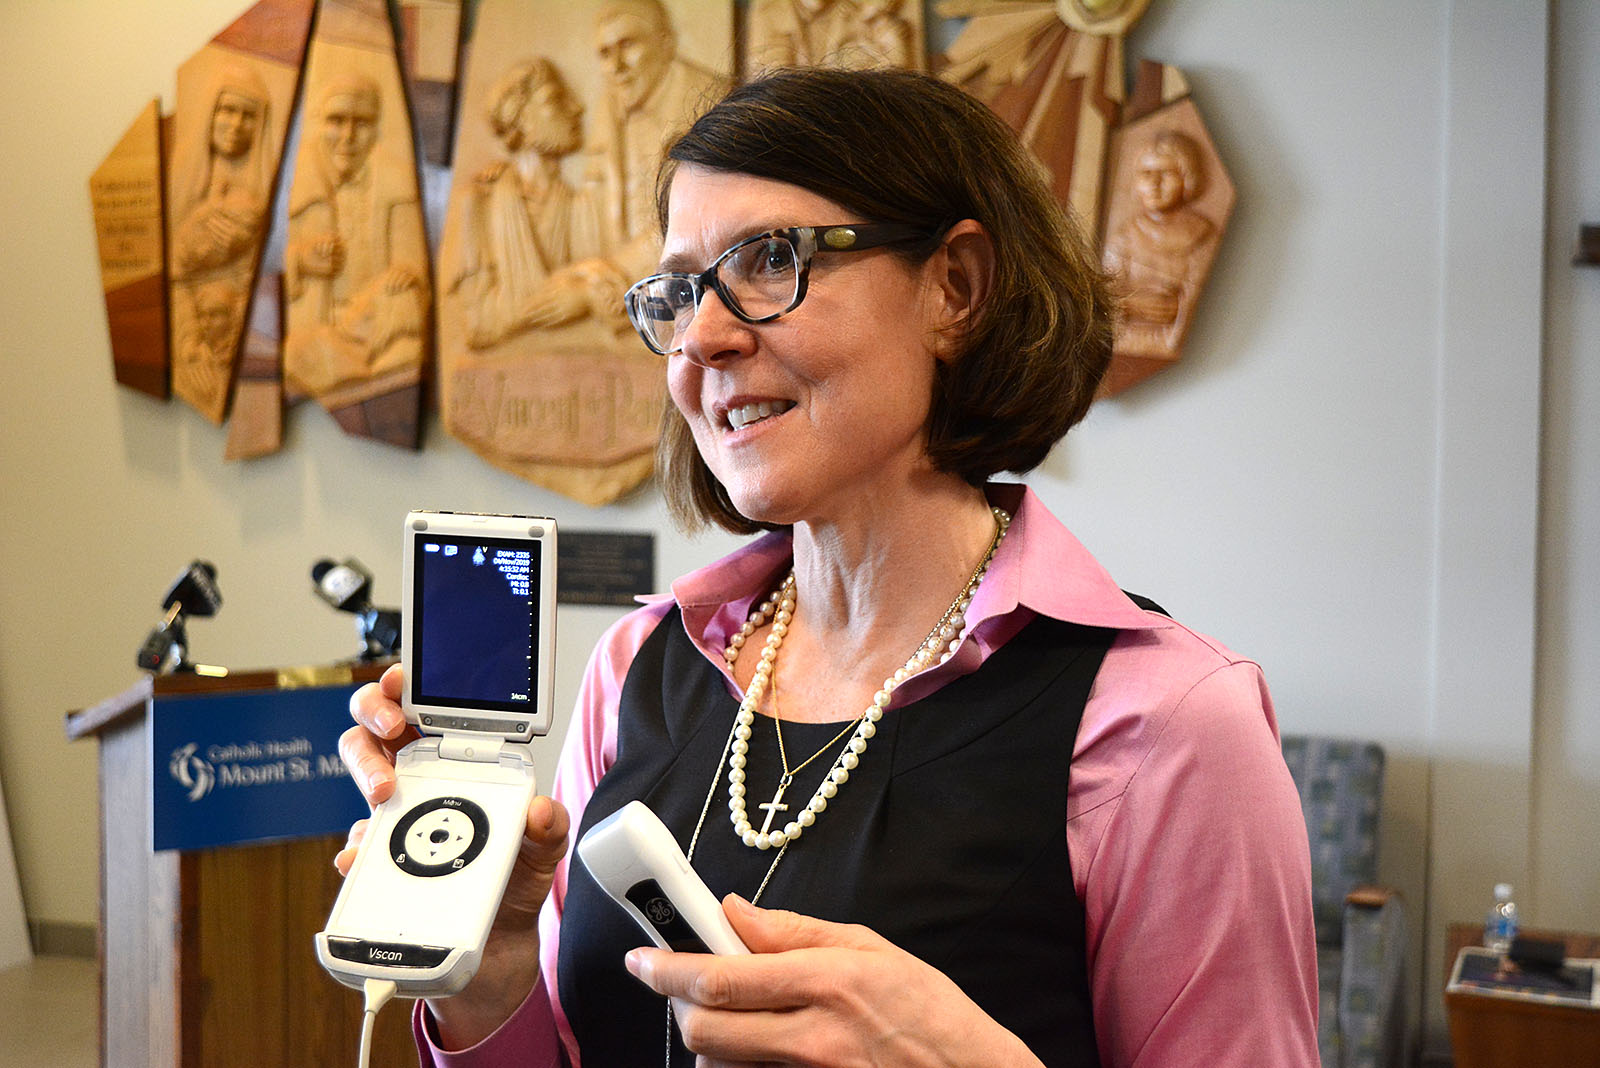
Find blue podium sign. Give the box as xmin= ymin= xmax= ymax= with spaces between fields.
xmin=150 ymin=685 xmax=370 ymax=852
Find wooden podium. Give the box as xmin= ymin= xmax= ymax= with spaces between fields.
xmin=66 ymin=666 xmax=416 ymax=1068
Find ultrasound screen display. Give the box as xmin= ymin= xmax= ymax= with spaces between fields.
xmin=412 ymin=533 xmax=541 ymax=712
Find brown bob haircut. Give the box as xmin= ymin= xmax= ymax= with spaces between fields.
xmin=655 ymin=67 xmax=1114 ymax=534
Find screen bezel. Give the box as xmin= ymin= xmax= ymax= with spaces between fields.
xmin=401 ymin=513 xmax=557 ymax=740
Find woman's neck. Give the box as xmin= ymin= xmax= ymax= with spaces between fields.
xmin=771 ymin=477 xmax=999 ymax=715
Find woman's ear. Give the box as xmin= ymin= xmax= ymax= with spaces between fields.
xmin=926 ymin=219 xmax=996 ymax=362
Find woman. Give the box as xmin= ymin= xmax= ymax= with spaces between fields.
xmin=340 ymin=68 xmax=1318 ymax=1067
xmin=170 ymin=62 xmax=273 ymax=281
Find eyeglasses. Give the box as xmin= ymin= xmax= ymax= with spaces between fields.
xmin=623 ymin=222 xmax=938 ymax=356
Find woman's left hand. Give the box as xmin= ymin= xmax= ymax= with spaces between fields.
xmin=625 ymin=894 xmax=1045 ymax=1068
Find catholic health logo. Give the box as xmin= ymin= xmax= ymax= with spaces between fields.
xmin=169 ymin=743 xmax=215 ymax=801
xmin=168 ymin=737 xmax=347 ymax=802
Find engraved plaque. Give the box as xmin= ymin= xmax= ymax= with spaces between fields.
xmin=558 ymin=531 xmax=655 ymax=606
xmin=91 ymin=100 xmax=170 ymax=398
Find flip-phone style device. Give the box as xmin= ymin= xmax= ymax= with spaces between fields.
xmin=316 ymin=512 xmax=557 ymax=998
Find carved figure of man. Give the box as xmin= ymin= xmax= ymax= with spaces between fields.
xmin=173 ymin=280 xmax=242 ymax=405
xmin=285 ymin=74 xmax=429 ymax=398
xmin=747 ymin=0 xmax=911 ymax=75
xmin=451 ymin=58 xmax=601 ymax=348
xmin=170 ymin=64 xmax=273 ymax=280
xmin=589 ymin=0 xmax=725 ymax=250
xmin=1102 ymin=129 xmax=1218 ymax=357
xmin=515 ymin=0 xmax=728 ymax=331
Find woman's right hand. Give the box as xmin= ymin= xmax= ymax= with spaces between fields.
xmin=336 ymin=663 xmax=572 ymax=1049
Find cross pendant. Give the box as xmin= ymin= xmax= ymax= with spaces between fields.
xmin=758 ymin=773 xmax=794 ymax=836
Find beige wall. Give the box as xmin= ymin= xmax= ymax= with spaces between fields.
xmin=0 ymin=1 xmax=1594 ymax=1058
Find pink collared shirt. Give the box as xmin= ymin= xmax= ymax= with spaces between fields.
xmin=419 ymin=483 xmax=1320 ymax=1067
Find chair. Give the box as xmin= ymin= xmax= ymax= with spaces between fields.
xmin=1280 ymin=736 xmax=1408 ymax=1068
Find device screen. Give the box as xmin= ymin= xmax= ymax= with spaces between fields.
xmin=411 ymin=533 xmax=540 ymax=713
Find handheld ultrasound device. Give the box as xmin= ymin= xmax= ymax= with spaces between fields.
xmin=578 ymin=801 xmax=749 ymax=956
xmin=316 ymin=511 xmax=557 ymax=998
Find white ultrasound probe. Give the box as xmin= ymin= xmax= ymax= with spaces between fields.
xmin=578 ymin=801 xmax=749 ymax=956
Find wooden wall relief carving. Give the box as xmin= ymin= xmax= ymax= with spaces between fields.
xmin=164 ymin=0 xmax=313 ymax=425
xmin=745 ymin=0 xmax=925 ymax=76
xmin=285 ymin=0 xmax=432 ymax=448
xmin=436 ymin=0 xmax=733 ymax=505
xmin=939 ymin=0 xmax=1230 ymax=396
xmin=94 ymin=0 xmax=1237 ymax=497
xmin=1099 ymin=61 xmax=1232 ymax=395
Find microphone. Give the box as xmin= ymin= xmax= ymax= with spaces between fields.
xmin=312 ymin=558 xmax=373 ymax=613
xmin=137 ymin=561 xmax=225 ymax=675
xmin=310 ymin=558 xmax=401 ymax=661
xmin=162 ymin=560 xmax=222 ymax=617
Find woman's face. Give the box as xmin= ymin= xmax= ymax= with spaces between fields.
xmin=210 ymin=90 xmax=262 ymax=159
xmin=662 ymin=166 xmax=948 ymax=527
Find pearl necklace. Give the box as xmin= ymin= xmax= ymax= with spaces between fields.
xmin=717 ymin=507 xmax=1012 ymax=853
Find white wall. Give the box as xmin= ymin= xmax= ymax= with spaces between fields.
xmin=0 ymin=0 xmax=1594 ymax=1057
xmin=1536 ymin=0 xmax=1600 ymax=939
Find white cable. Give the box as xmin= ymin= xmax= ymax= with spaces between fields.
xmin=358 ymin=977 xmax=399 ymax=1068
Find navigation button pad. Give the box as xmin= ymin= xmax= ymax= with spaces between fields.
xmin=389 ymin=796 xmax=490 ymax=877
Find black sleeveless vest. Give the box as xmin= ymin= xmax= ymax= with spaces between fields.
xmin=558 ymin=607 xmax=1112 ymax=1067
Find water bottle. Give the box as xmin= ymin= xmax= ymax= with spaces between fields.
xmin=1484 ymin=883 xmax=1519 ymax=955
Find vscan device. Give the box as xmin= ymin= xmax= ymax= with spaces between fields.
xmin=316 ymin=512 xmax=557 ymax=997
